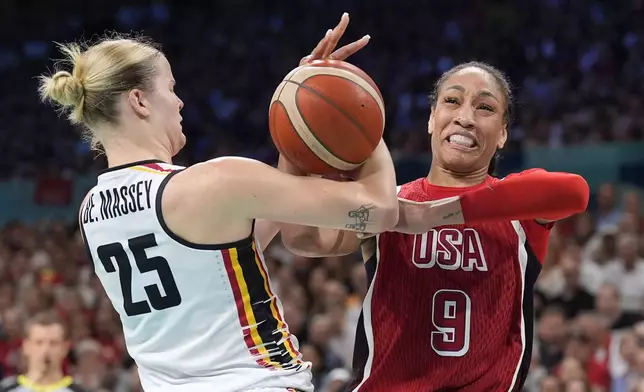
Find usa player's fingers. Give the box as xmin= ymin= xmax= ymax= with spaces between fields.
xmin=307 ymin=29 xmax=333 ymax=64
xmin=299 ymin=55 xmax=311 ymax=66
xmin=322 ymin=12 xmax=349 ymax=58
xmin=330 ymin=35 xmax=370 ymax=61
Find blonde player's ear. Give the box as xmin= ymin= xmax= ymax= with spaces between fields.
xmin=128 ymin=89 xmax=150 ymax=118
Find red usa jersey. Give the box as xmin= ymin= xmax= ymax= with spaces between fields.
xmin=349 ymin=174 xmax=551 ymax=392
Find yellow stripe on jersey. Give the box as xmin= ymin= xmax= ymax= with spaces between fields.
xmin=251 ymin=240 xmax=302 ymax=364
xmin=229 ymin=247 xmax=283 ymax=368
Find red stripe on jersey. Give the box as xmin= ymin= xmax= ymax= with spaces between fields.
xmin=221 ymin=248 xmax=269 ymax=367
xmin=141 ymin=163 xmax=175 ymax=172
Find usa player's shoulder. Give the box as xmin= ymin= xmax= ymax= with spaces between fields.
xmin=497 ymin=168 xmax=547 ymax=181
xmin=396 ymin=178 xmax=427 ymax=200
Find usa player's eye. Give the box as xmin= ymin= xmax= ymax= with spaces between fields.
xmin=478 ymin=104 xmax=494 ymax=112
xmin=444 ymin=97 xmax=459 ymax=105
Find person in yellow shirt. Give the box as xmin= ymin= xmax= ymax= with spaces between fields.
xmin=0 ymin=312 xmax=86 ymax=392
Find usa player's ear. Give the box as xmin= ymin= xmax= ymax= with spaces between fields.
xmin=497 ymin=125 xmax=508 ymax=149
xmin=428 ymin=112 xmax=435 ymax=135
xmin=128 ymin=89 xmax=151 ymax=118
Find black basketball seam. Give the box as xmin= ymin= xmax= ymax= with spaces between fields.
xmin=288 ymin=76 xmax=382 ymax=146
xmin=287 ymin=81 xmax=364 ymax=166
xmin=275 ymin=71 xmax=343 ymax=169
xmin=285 ymin=79 xmax=375 ymax=165
xmin=276 ymin=78 xmax=290 ymax=102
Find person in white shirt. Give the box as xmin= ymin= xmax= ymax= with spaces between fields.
xmin=604 ymin=234 xmax=644 ymax=312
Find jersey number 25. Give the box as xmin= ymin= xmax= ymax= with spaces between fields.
xmin=97 ymin=233 xmax=182 ymax=316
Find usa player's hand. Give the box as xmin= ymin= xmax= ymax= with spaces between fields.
xmin=277 ymin=155 xmax=305 ymax=176
xmin=299 ymin=12 xmax=371 ymax=67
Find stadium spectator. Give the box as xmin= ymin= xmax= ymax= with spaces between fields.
xmin=0 ymin=311 xmax=86 ymax=392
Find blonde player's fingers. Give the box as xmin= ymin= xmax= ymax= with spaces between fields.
xmin=329 ymin=35 xmax=370 ymax=61
xmin=323 ymin=12 xmax=349 ymax=58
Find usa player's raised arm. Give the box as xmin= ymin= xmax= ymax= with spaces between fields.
xmin=203 ymin=140 xmax=398 ymax=233
xmin=275 ymin=154 xmax=363 ymax=257
xmin=253 ymin=220 xmax=281 ymax=251
xmin=395 ymin=169 xmax=589 ymax=234
xmin=281 ymin=227 xmax=362 ymax=257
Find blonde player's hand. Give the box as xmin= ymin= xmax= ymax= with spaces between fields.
xmin=299 ymin=12 xmax=371 ymax=66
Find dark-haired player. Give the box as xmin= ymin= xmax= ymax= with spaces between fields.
xmin=279 ymin=30 xmax=589 ymax=392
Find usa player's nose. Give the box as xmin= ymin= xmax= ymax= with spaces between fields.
xmin=453 ymin=104 xmax=476 ymax=129
xmin=453 ymin=115 xmax=475 ymax=129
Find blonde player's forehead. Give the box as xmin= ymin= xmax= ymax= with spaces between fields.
xmin=155 ymin=55 xmax=174 ymax=80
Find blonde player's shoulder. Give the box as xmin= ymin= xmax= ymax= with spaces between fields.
xmin=183 ymin=156 xmax=275 ymax=186
xmin=165 ymin=156 xmax=270 ymax=206
xmin=189 ymin=156 xmax=263 ymax=174
xmin=78 ymin=186 xmax=98 ymax=224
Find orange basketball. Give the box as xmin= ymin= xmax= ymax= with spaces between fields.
xmin=269 ymin=59 xmax=385 ymax=175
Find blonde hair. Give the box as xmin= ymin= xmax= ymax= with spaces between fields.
xmin=38 ymin=34 xmax=162 ymax=147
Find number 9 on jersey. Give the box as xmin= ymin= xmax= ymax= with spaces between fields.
xmin=431 ymin=289 xmax=471 ymax=357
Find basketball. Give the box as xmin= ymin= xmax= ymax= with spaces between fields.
xmin=269 ymin=59 xmax=385 ymax=175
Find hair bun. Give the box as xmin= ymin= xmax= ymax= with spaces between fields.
xmin=44 ymin=71 xmax=84 ymax=107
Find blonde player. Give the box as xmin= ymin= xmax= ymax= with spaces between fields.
xmin=37 ymin=24 xmax=395 ymax=392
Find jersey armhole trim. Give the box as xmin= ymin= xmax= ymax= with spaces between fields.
xmin=78 ymin=194 xmax=94 ymax=265
xmin=155 ymin=169 xmax=254 ymax=251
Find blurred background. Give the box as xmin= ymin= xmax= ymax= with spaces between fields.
xmin=1 ymin=0 xmax=644 ymax=391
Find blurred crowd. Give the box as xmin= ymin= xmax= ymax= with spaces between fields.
xmin=2 ymin=0 xmax=644 ymax=177
xmin=1 ymin=0 xmax=644 ymax=391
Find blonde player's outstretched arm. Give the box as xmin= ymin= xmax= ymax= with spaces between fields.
xmin=203 ymin=140 xmax=398 ymax=233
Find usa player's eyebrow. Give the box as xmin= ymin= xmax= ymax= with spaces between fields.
xmin=445 ymin=85 xmax=500 ymax=102
xmin=445 ymin=85 xmax=465 ymax=93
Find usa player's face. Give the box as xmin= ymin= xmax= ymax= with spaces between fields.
xmin=148 ymin=56 xmax=186 ymax=156
xmin=429 ymin=67 xmax=507 ymax=173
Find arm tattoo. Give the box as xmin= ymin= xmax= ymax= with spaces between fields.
xmin=346 ymin=205 xmax=374 ymax=232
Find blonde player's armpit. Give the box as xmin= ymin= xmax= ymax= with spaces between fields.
xmin=281 ymin=227 xmax=361 ymax=258
xmin=200 ymin=155 xmax=398 ymax=233
xmin=253 ymin=219 xmax=280 ymax=251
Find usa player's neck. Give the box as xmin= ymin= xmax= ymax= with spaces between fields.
xmin=102 ymin=132 xmax=173 ymax=168
xmin=426 ymin=165 xmax=488 ymax=188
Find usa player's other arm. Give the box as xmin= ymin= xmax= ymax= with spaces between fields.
xmin=395 ymin=169 xmax=589 ymax=234
xmin=205 ymin=140 xmax=398 ymax=232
